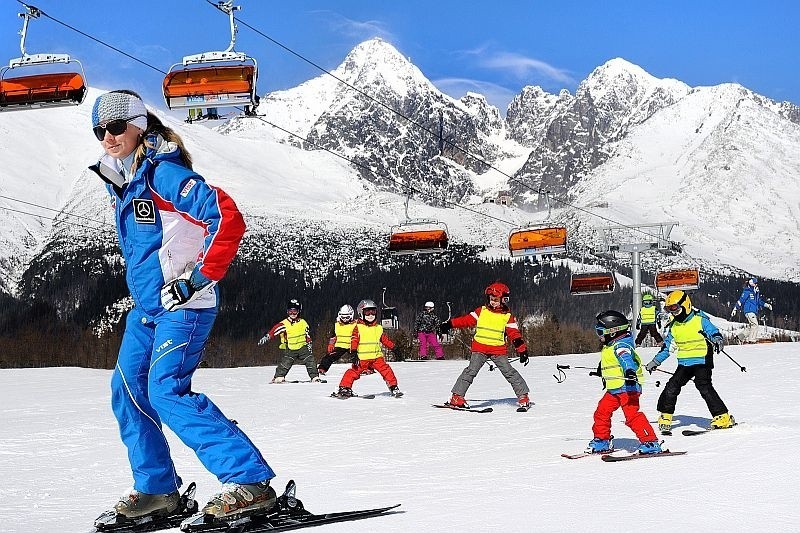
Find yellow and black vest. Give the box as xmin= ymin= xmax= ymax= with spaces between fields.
xmin=474 ymin=307 xmax=510 ymax=346
xmin=281 ymin=318 xmax=308 ymax=350
xmin=333 ymin=322 xmax=357 ymax=349
xmin=669 ymin=314 xmax=708 ymax=361
xmin=640 ymin=305 xmax=657 ymax=325
xmin=356 ymin=323 xmax=384 ymax=360
xmin=599 ymin=344 xmax=644 ymax=389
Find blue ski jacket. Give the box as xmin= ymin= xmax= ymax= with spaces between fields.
xmin=89 ymin=135 xmax=245 ymax=316
xmin=735 ymin=286 xmax=768 ymax=315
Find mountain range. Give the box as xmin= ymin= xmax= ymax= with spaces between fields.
xmin=2 ymin=37 xmax=799 ymax=300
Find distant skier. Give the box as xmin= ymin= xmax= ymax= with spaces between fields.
xmin=317 ymin=304 xmax=357 ymax=375
xmin=586 ymin=310 xmax=661 ymax=454
xmin=88 ymin=90 xmax=276 ymax=524
xmin=439 ymin=282 xmax=531 ymax=410
xmin=259 ymin=299 xmax=321 ymax=383
xmin=731 ymin=277 xmax=773 ymax=343
xmin=645 ymin=290 xmax=735 ymax=434
xmin=635 ymin=293 xmax=664 ymax=347
xmin=333 ymin=300 xmax=402 ymax=398
xmin=413 ymin=301 xmax=444 ymax=359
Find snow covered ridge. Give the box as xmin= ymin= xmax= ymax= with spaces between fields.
xmin=2 ymin=39 xmax=800 ymax=293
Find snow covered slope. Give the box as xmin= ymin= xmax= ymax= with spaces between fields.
xmin=0 ymin=342 xmax=796 ymax=532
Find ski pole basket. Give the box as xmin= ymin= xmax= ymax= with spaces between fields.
xmin=388 ymin=220 xmax=449 ymax=255
xmin=0 ymin=5 xmax=87 ymax=112
xmin=654 ymin=267 xmax=700 ymax=292
xmin=508 ymin=225 xmax=567 ymax=257
xmin=162 ymin=1 xmax=258 ymax=111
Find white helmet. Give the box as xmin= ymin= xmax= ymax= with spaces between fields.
xmin=424 ymin=301 xmax=434 ymax=309
xmin=338 ymin=304 xmax=354 ymax=323
xmin=357 ymin=299 xmax=378 ymax=320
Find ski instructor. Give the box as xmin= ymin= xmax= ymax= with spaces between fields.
xmin=88 ymin=90 xmax=276 ymax=524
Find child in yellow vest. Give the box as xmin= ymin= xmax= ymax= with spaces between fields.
xmin=258 ymin=299 xmax=321 ymax=383
xmin=318 ymin=304 xmax=357 ymax=375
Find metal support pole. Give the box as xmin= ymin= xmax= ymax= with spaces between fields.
xmin=631 ymin=249 xmax=641 ymax=339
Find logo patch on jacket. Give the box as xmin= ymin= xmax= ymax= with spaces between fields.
xmin=133 ymin=199 xmax=156 ymax=224
xmin=180 ymin=179 xmax=197 ymax=198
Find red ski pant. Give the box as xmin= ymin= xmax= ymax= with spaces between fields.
xmin=340 ymin=357 xmax=397 ymax=388
xmin=592 ymin=391 xmax=657 ymax=443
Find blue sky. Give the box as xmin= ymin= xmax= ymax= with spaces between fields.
xmin=1 ymin=0 xmax=798 ymax=115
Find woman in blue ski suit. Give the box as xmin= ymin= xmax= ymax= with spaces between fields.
xmin=731 ymin=277 xmax=772 ymax=343
xmin=89 ymin=90 xmax=275 ymax=522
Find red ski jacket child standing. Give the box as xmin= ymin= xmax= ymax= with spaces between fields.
xmin=333 ymin=299 xmax=402 ymax=398
xmin=440 ymin=282 xmax=531 ymax=410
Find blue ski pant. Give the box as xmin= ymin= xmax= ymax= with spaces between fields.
xmin=112 ymin=306 xmax=275 ymax=494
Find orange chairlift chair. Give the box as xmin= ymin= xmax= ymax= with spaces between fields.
xmin=569 ymin=247 xmax=616 ymax=295
xmin=508 ymin=225 xmax=567 ymax=258
xmin=0 ymin=5 xmax=87 ymax=111
xmin=654 ymin=265 xmax=700 ymax=292
xmin=388 ymin=179 xmax=449 ymax=255
xmin=162 ymin=1 xmax=258 ymax=112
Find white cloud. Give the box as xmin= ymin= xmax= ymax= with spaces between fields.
xmin=313 ymin=11 xmax=395 ymax=41
xmin=480 ymin=51 xmax=574 ymax=85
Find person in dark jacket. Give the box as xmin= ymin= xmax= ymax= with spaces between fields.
xmin=413 ymin=301 xmax=444 ymax=359
xmin=635 ymin=293 xmax=664 ymax=347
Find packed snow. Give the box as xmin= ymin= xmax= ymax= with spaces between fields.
xmin=1 ymin=342 xmax=796 ymax=532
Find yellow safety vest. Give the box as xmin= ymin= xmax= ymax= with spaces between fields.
xmin=356 ymin=323 xmax=384 ymax=360
xmin=600 ymin=344 xmax=644 ymax=389
xmin=670 ymin=314 xmax=709 ymax=360
xmin=334 ymin=322 xmax=357 ymax=349
xmin=640 ymin=305 xmax=657 ymax=325
xmin=281 ymin=318 xmax=309 ymax=350
xmin=474 ymin=307 xmax=510 ymax=346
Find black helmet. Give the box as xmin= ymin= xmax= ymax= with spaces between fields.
xmin=595 ymin=310 xmax=630 ymax=343
xmin=287 ymin=299 xmax=302 ymax=313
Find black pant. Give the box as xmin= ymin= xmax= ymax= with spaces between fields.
xmin=656 ymin=362 xmax=728 ymax=417
xmin=635 ymin=324 xmax=663 ymax=346
xmin=318 ymin=347 xmax=352 ymax=372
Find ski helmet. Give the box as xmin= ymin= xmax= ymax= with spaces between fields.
xmin=337 ymin=304 xmax=354 ymax=323
xmin=749 ymin=277 xmax=758 ymax=287
xmin=424 ymin=301 xmax=435 ymax=309
xmin=642 ymin=293 xmax=655 ymax=306
xmin=664 ymin=290 xmax=691 ymax=317
xmin=595 ymin=310 xmax=630 ymax=343
xmin=485 ymin=282 xmax=510 ymax=303
xmin=287 ymin=299 xmax=302 ymax=313
xmin=357 ymin=299 xmax=378 ymax=321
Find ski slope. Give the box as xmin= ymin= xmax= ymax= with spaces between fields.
xmin=0 ymin=343 xmax=796 ymax=532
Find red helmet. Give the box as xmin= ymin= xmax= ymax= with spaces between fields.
xmin=485 ymin=282 xmax=510 ymax=302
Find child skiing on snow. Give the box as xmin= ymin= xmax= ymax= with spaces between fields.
xmin=586 ymin=310 xmax=662 ymax=454
xmin=413 ymin=301 xmax=444 ymax=359
xmin=317 ymin=304 xmax=357 ymax=375
xmin=333 ymin=299 xmax=402 ymax=398
xmin=635 ymin=293 xmax=664 ymax=347
xmin=89 ymin=90 xmax=275 ymax=524
xmin=258 ymin=299 xmax=321 ymax=383
xmin=646 ymin=290 xmax=735 ymax=434
xmin=440 ymin=282 xmax=531 ymax=410
xmin=731 ymin=277 xmax=773 ymax=343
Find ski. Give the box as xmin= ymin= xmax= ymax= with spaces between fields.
xmin=330 ymin=392 xmax=376 ymax=399
xmin=561 ymin=451 xmax=613 ymax=460
xmin=516 ymin=405 xmax=531 ymax=413
xmin=90 ymin=482 xmax=199 ymax=532
xmin=682 ymin=422 xmax=738 ymax=436
xmin=180 ymin=480 xmax=399 ymax=532
xmin=432 ymin=404 xmax=493 ymax=413
xmin=601 ymin=450 xmax=687 ymax=462
xmin=286 ymin=379 xmax=327 ymax=384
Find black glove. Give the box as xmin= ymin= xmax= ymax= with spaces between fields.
xmin=160 ymin=268 xmax=213 ymax=311
xmin=711 ymin=335 xmax=724 ymax=354
xmin=519 ymin=351 xmax=529 ymax=366
xmin=624 ymin=368 xmax=638 ymax=386
xmin=589 ymin=362 xmax=602 ymax=377
xmin=349 ymin=350 xmax=358 ymax=364
xmin=439 ymin=320 xmax=452 ymax=334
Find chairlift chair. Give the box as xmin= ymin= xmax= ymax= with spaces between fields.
xmin=388 ymin=219 xmax=449 ymax=255
xmin=380 ymin=288 xmax=399 ymax=330
xmin=569 ymin=271 xmax=616 ymax=296
xmin=508 ymin=225 xmax=567 ymax=258
xmin=0 ymin=6 xmax=87 ymax=112
xmin=162 ymin=1 xmax=258 ymax=111
xmin=654 ymin=267 xmax=700 ymax=292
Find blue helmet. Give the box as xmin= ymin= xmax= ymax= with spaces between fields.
xmin=749 ymin=277 xmax=758 ymax=287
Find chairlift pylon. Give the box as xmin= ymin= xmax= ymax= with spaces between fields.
xmin=0 ymin=5 xmax=87 ymax=112
xmin=654 ymin=266 xmax=700 ymax=292
xmin=162 ymin=1 xmax=258 ymax=112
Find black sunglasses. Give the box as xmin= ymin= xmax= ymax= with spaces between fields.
xmin=93 ymin=115 xmax=144 ymax=141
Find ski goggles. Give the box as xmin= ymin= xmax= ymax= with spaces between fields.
xmin=362 ymin=309 xmax=378 ymax=316
xmin=642 ymin=301 xmax=655 ymax=307
xmin=92 ymin=115 xmax=145 ymax=141
xmin=595 ymin=324 xmax=628 ymax=338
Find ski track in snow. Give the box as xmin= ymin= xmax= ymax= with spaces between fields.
xmin=0 ymin=344 xmax=797 ymax=532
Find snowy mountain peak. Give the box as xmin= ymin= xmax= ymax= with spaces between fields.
xmin=336 ymin=38 xmax=435 ymax=96
xmin=581 ymin=57 xmax=689 ymax=104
